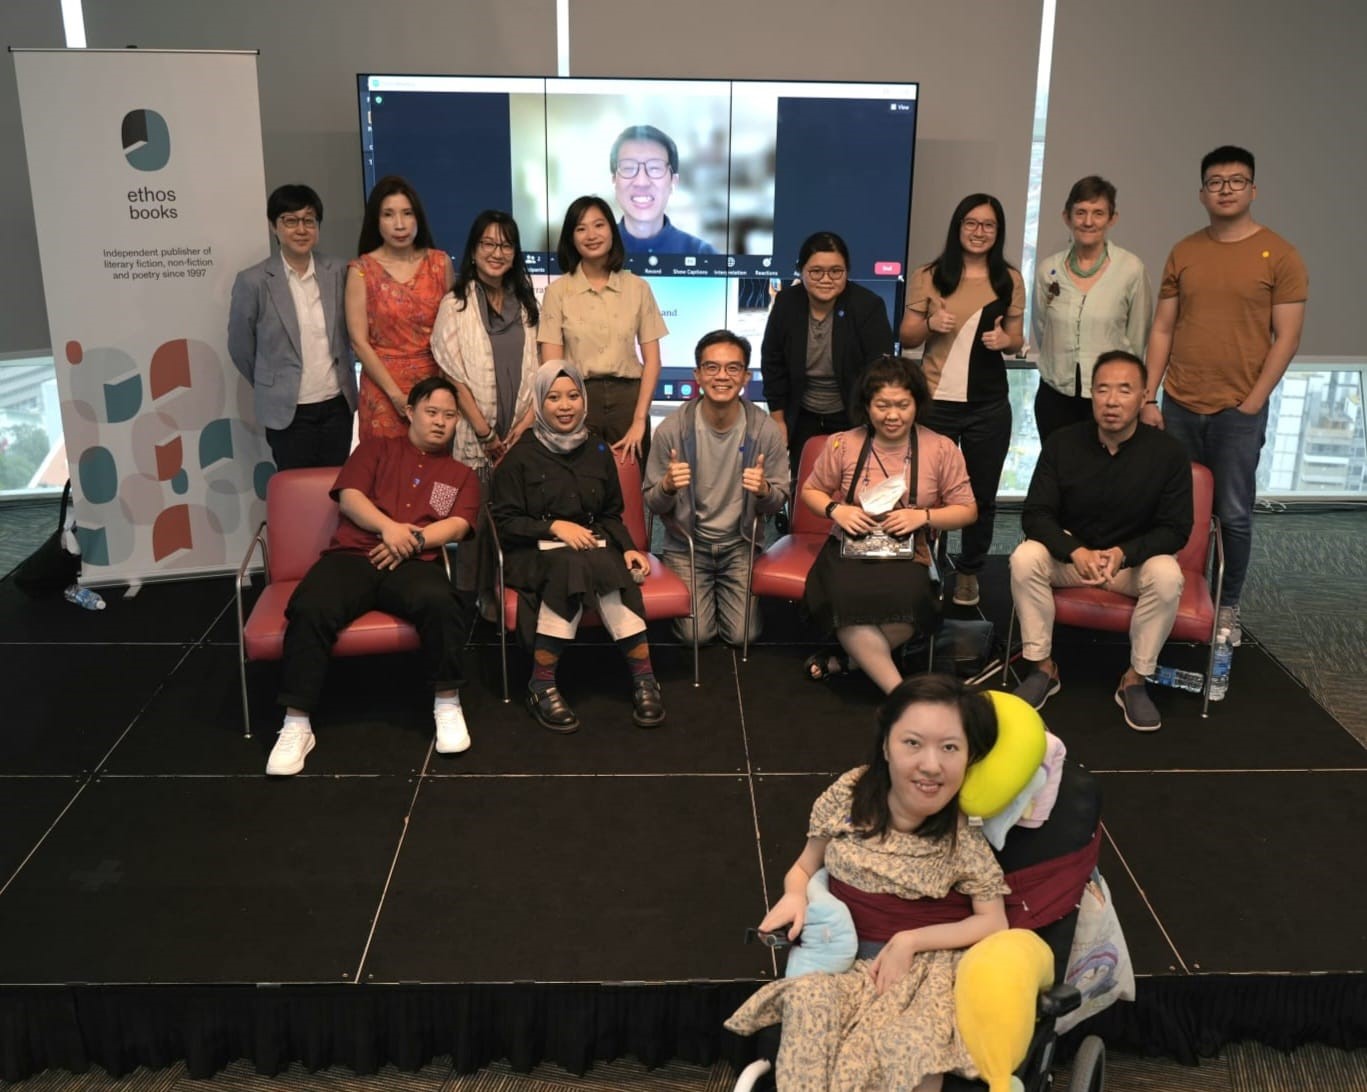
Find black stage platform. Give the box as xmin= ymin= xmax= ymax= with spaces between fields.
xmin=1 ymin=560 xmax=1365 ymax=1081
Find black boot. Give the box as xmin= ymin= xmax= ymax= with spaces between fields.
xmin=631 ymin=679 xmax=666 ymax=728
xmin=527 ymin=685 xmax=580 ymax=733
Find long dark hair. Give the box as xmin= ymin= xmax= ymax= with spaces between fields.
xmin=928 ymin=193 xmax=1015 ymax=304
xmin=849 ymin=675 xmax=998 ymax=843
xmin=555 ymin=195 xmax=625 ymax=274
xmin=356 ymin=175 xmax=435 ymax=255
xmin=453 ymin=210 xmax=539 ymax=326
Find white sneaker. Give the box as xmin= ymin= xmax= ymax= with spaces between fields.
xmin=266 ymin=721 xmax=315 ymax=776
xmin=1217 ymin=604 xmax=1242 ymax=647
xmin=434 ymin=699 xmax=471 ymax=754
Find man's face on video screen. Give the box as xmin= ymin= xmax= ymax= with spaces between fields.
xmin=613 ymin=138 xmax=677 ymax=237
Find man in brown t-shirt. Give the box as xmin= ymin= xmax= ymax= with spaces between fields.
xmin=1143 ymin=145 xmax=1307 ymax=644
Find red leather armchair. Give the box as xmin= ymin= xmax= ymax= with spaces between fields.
xmin=1003 ymin=462 xmax=1224 ymax=716
xmin=487 ymin=454 xmax=698 ymax=701
xmin=236 ymin=467 xmax=448 ymax=737
xmin=741 ymin=435 xmax=831 ymax=662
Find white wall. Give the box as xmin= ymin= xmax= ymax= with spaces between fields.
xmin=1040 ymin=0 xmax=1365 ymax=356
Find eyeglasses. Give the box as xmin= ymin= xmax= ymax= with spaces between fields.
xmin=615 ymin=159 xmax=671 ymax=180
xmin=477 ymin=239 xmax=515 ymax=254
xmin=961 ymin=218 xmax=998 ymax=235
xmin=804 ymin=267 xmax=847 ymax=282
xmin=1202 ymin=175 xmax=1252 ymax=193
xmin=698 ymin=361 xmax=747 ymax=378
xmin=278 ymin=215 xmax=319 ymax=230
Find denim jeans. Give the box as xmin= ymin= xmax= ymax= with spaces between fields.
xmin=1161 ymin=398 xmax=1269 ymax=605
xmin=661 ymin=538 xmax=760 ymax=646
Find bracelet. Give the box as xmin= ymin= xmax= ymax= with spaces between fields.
xmin=476 ymin=429 xmax=496 ymax=443
xmin=824 ymin=500 xmax=841 ymax=520
xmin=1145 ymin=400 xmax=1159 ymax=406
xmin=922 ymin=507 xmax=932 ymax=528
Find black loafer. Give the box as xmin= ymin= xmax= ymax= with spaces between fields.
xmin=631 ymin=679 xmax=666 ymax=728
xmin=527 ymin=685 xmax=579 ymax=734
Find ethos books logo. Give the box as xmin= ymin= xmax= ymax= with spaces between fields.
xmin=121 ymin=109 xmax=171 ymax=171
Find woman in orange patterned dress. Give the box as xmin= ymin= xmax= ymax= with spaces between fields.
xmin=346 ymin=175 xmax=456 ymax=440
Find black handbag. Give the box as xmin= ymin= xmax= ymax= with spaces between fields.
xmin=12 ymin=481 xmax=80 ymax=598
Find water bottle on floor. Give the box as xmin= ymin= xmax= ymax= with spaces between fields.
xmin=1148 ymin=665 xmax=1205 ymax=693
xmin=64 ymin=584 xmax=106 ymax=611
xmin=1209 ymin=628 xmax=1233 ymax=701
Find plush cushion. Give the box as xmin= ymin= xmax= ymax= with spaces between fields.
xmin=784 ymin=867 xmax=858 ymax=978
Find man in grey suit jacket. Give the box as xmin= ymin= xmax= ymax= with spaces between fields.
xmin=228 ymin=184 xmax=357 ymax=470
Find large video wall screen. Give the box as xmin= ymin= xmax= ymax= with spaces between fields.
xmin=359 ymin=75 xmax=919 ymax=389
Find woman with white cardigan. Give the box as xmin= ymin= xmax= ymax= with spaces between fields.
xmin=432 ymin=210 xmax=541 ymax=602
xmin=432 ymin=210 xmax=541 ymax=481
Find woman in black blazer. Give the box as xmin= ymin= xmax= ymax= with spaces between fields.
xmin=759 ymin=231 xmax=895 ymax=489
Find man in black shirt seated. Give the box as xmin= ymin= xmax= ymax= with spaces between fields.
xmin=1010 ymin=351 xmax=1193 ymax=731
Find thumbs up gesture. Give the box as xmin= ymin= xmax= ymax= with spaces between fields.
xmin=981 ymin=315 xmax=1011 ymax=351
xmin=664 ymin=447 xmax=692 ymax=495
xmin=742 ymin=451 xmax=770 ymax=497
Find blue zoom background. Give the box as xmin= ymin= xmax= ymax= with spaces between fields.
xmin=364 ymin=91 xmax=518 ymax=255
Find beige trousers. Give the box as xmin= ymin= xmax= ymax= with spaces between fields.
xmin=1009 ymin=539 xmax=1183 ymax=676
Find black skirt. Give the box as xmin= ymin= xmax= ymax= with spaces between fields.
xmin=802 ymin=536 xmax=935 ymax=634
xmin=507 ymin=543 xmax=646 ymax=647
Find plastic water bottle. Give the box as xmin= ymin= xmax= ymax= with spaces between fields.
xmin=1208 ymin=628 xmax=1233 ymax=701
xmin=1148 ymin=665 xmax=1205 ymax=693
xmin=64 ymin=584 xmax=106 ymax=611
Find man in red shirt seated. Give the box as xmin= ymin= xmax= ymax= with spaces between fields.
xmin=267 ymin=376 xmax=480 ymax=776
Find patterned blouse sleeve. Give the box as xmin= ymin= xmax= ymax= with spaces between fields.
xmin=952 ymin=821 xmax=1011 ymax=900
xmin=807 ymin=767 xmax=864 ymax=839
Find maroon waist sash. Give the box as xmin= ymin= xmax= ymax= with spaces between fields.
xmin=827 ymin=828 xmax=1101 ymax=943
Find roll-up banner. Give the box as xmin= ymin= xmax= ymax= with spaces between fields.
xmin=14 ymin=49 xmax=271 ymax=585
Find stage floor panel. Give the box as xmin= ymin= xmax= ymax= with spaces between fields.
xmin=362 ymin=773 xmax=772 ymax=984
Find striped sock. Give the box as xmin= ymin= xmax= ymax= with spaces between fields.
xmin=616 ymin=631 xmax=656 ymax=683
xmin=531 ymin=633 xmax=569 ymax=694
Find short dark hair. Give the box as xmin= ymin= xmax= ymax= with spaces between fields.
xmin=1201 ymin=145 xmax=1255 ymax=180
xmin=357 ymin=175 xmax=435 ymax=255
xmin=556 ymin=195 xmax=626 ymax=274
xmin=860 ymin=354 xmax=930 ymax=417
xmin=609 ymin=125 xmax=680 ymax=174
xmin=693 ymin=329 xmax=752 ymax=369
xmin=1092 ymin=349 xmax=1146 ymax=385
xmin=849 ymin=675 xmax=998 ymax=843
xmin=797 ymin=230 xmax=850 ymax=271
xmin=407 ymin=375 xmax=458 ymax=408
xmin=1064 ymin=175 xmax=1117 ymax=215
xmin=267 ymin=184 xmax=323 ymax=224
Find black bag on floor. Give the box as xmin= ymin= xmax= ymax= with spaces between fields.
xmin=905 ymin=618 xmax=998 ymax=677
xmin=12 ymin=481 xmax=79 ymax=598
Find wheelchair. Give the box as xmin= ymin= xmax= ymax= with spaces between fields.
xmin=731 ymin=762 xmax=1108 ymax=1092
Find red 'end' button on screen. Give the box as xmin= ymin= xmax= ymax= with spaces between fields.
xmin=874 ymin=261 xmax=902 ymax=276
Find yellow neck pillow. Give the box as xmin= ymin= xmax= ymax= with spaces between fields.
xmin=959 ymin=690 xmax=1048 ymax=820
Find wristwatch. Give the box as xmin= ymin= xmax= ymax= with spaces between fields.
xmin=824 ymin=500 xmax=841 ymax=519
xmin=413 ymin=530 xmax=426 ymax=551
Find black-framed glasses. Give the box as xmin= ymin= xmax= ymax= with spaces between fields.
xmin=477 ymin=239 xmax=515 ymax=254
xmin=615 ymin=159 xmax=671 ymax=180
xmin=804 ymin=267 xmax=847 ymax=282
xmin=278 ymin=215 xmax=319 ymax=230
xmin=699 ymin=362 xmax=748 ymax=378
xmin=961 ymin=218 xmax=998 ymax=235
xmin=1202 ymin=175 xmax=1252 ymax=193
